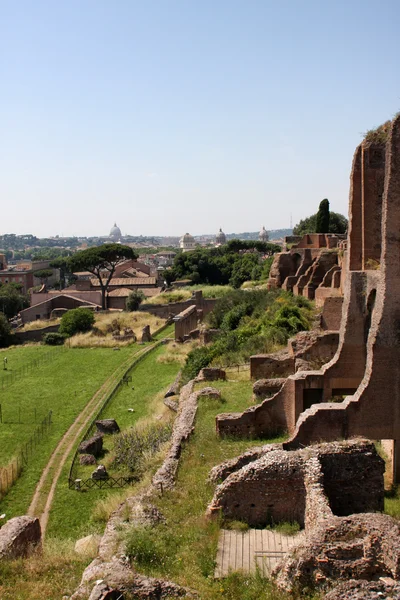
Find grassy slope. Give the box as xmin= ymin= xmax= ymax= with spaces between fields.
xmin=46 ymin=342 xmax=182 ymax=541
xmin=0 ymin=345 xmax=142 ymax=517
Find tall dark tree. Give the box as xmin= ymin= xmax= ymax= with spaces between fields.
xmin=0 ymin=283 xmax=29 ymax=319
xmin=67 ymin=244 xmax=137 ymax=309
xmin=315 ymin=198 xmax=330 ymax=233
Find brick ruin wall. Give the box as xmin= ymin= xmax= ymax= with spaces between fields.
xmin=207 ymin=440 xmax=384 ymax=529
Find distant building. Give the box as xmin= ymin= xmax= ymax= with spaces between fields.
xmin=179 ymin=233 xmax=196 ymax=252
xmin=109 ymin=223 xmax=122 ymax=242
xmin=215 ymin=228 xmax=227 ymax=246
xmin=259 ymin=226 xmax=269 ymax=242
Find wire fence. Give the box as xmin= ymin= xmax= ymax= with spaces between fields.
xmin=68 ymin=341 xmax=164 ymax=489
xmin=0 ymin=411 xmax=53 ymax=499
xmin=0 ymin=348 xmax=65 ymax=391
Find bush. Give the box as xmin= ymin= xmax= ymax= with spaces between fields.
xmin=126 ymin=289 xmax=145 ymax=311
xmin=125 ymin=525 xmax=176 ymax=570
xmin=113 ymin=422 xmax=172 ymax=477
xmin=42 ymin=332 xmax=66 ymax=345
xmin=59 ymin=308 xmax=95 ymax=337
xmin=0 ymin=312 xmax=11 ymax=348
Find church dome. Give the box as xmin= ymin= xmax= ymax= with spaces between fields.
xmin=259 ymin=226 xmax=269 ymax=242
xmin=216 ymin=228 xmax=226 ymax=245
xmin=109 ymin=223 xmax=122 ymax=241
xmin=179 ymin=232 xmax=196 ymax=251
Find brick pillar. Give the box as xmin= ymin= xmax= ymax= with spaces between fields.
xmin=348 ymin=145 xmax=362 ymax=271
xmin=361 ymin=142 xmax=385 ymax=270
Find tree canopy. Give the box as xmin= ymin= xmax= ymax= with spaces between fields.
xmin=293 ymin=210 xmax=347 ymax=236
xmin=165 ymin=240 xmax=281 ymax=289
xmin=67 ymin=244 xmax=137 ymax=309
xmin=0 ymin=283 xmax=29 ymax=319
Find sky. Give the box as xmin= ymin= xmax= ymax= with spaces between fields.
xmin=1 ymin=0 xmax=400 ymax=238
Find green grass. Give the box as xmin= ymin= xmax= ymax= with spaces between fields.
xmin=0 ymin=540 xmax=88 ymax=600
xmin=0 ymin=345 xmax=65 ymax=390
xmin=0 ymin=346 xmax=138 ymax=465
xmin=122 ymin=378 xmax=303 ymax=599
xmin=0 ymin=345 xmax=145 ymax=517
xmin=46 ymin=341 xmax=183 ymax=540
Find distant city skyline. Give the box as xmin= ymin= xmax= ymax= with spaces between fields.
xmin=2 ymin=1 xmax=399 ymax=237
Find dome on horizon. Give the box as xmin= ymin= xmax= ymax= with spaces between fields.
xmin=259 ymin=226 xmax=269 ymax=241
xmin=109 ymin=223 xmax=122 ymax=241
xmin=216 ymin=227 xmax=226 ymax=244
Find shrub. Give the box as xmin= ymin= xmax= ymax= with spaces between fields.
xmin=126 ymin=289 xmax=145 ymax=311
xmin=59 ymin=308 xmax=95 ymax=337
xmin=0 ymin=312 xmax=11 ymax=348
xmin=42 ymin=332 xmax=66 ymax=345
xmin=113 ymin=422 xmax=172 ymax=477
xmin=125 ymin=525 xmax=176 ymax=570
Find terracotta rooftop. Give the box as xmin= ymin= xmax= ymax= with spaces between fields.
xmin=108 ymin=286 xmax=161 ymax=298
xmin=90 ymin=277 xmax=157 ymax=287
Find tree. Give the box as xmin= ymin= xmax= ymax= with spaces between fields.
xmin=293 ymin=210 xmax=347 ymax=236
xmin=126 ymin=289 xmax=145 ymax=311
xmin=315 ymin=198 xmax=330 ymax=233
xmin=67 ymin=244 xmax=137 ymax=309
xmin=33 ymin=269 xmax=54 ymax=285
xmin=59 ymin=308 xmax=95 ymax=337
xmin=0 ymin=283 xmax=29 ymax=319
xmin=0 ymin=312 xmax=11 ymax=348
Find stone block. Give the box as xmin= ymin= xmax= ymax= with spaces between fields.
xmin=0 ymin=516 xmax=41 ymax=559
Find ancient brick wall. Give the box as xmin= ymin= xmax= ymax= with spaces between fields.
xmin=207 ymin=440 xmax=384 ymax=531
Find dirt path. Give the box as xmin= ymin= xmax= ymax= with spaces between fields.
xmin=28 ymin=343 xmax=158 ymax=538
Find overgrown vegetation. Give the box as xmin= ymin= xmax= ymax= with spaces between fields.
xmin=42 ymin=332 xmax=66 ymax=345
xmin=364 ymin=120 xmax=391 ymax=144
xmin=182 ymin=289 xmax=313 ymax=381
xmin=146 ymin=285 xmax=233 ymax=305
xmin=67 ymin=311 xmax=165 ymax=347
xmin=112 ymin=422 xmax=172 ymax=478
xmin=165 ymin=240 xmax=280 ymax=288
xmin=293 ymin=207 xmax=347 ymax=236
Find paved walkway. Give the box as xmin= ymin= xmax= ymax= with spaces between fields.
xmin=215 ymin=528 xmax=305 ymax=578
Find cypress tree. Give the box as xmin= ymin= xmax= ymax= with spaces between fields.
xmin=315 ymin=198 xmax=330 ymax=233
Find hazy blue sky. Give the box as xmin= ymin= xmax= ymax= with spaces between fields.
xmin=1 ymin=0 xmax=399 ymax=237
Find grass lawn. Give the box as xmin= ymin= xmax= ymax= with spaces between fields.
xmin=46 ymin=341 xmax=183 ymax=540
xmin=121 ymin=377 xmax=319 ymax=600
xmin=0 ymin=344 xmax=145 ymax=517
xmin=0 ymin=345 xmax=65 ymax=391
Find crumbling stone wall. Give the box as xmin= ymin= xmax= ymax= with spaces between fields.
xmin=173 ymin=305 xmax=198 ymax=341
xmin=207 ymin=440 xmax=384 ymax=529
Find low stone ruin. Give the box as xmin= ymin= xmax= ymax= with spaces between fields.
xmin=324 ymin=578 xmax=400 ymax=600
xmin=207 ymin=440 xmax=384 ymax=528
xmin=95 ymin=419 xmax=120 ymax=435
xmin=275 ymin=513 xmax=400 ymax=591
xmin=79 ymin=453 xmax=97 ymax=466
xmin=253 ymin=378 xmax=286 ymax=399
xmin=78 ymin=433 xmax=103 ymax=457
xmin=206 ymin=439 xmax=399 ymax=592
xmin=71 ymin=556 xmax=194 ymax=600
xmin=92 ymin=465 xmax=108 ymax=480
xmin=196 ymin=367 xmax=226 ymax=382
xmin=141 ymin=325 xmax=152 ymax=342
xmin=0 ymin=516 xmax=41 ymax=559
xmin=250 ymin=329 xmax=340 ymax=380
